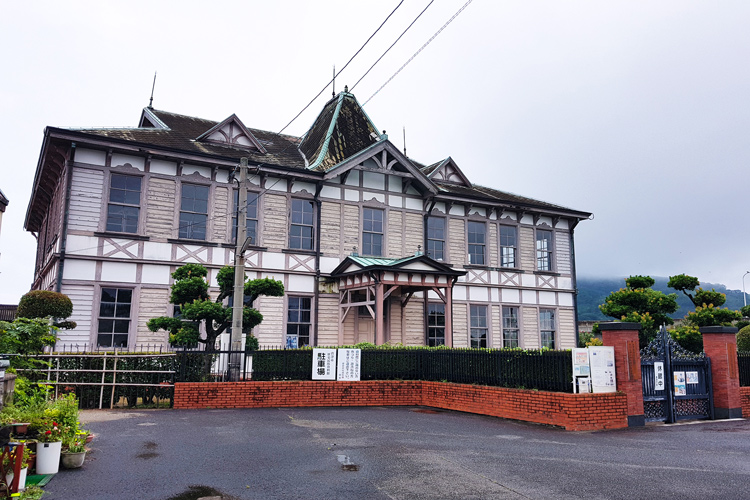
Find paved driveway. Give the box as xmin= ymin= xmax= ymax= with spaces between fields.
xmin=44 ymin=407 xmax=749 ymax=499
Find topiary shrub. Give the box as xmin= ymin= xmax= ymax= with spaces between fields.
xmin=17 ymin=290 xmax=76 ymax=329
xmin=737 ymin=325 xmax=750 ymax=352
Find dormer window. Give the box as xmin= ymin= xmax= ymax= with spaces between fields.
xmin=195 ymin=114 xmax=266 ymax=153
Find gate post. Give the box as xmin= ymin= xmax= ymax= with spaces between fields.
xmin=600 ymin=322 xmax=645 ymax=427
xmin=699 ymin=326 xmax=741 ymax=419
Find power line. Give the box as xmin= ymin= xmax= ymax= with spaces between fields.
xmin=350 ymin=0 xmax=435 ymax=92
xmin=277 ymin=0 xmax=405 ymax=134
xmin=364 ymin=0 xmax=474 ymax=106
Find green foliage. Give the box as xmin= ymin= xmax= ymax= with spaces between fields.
xmin=599 ymin=276 xmax=678 ymax=347
xmin=740 ymin=305 xmax=750 ymax=318
xmin=668 ymin=273 xmax=726 ymax=308
xmin=0 ymin=318 xmax=57 ymax=368
xmin=16 ymin=290 xmax=76 ymax=329
xmin=737 ymin=325 xmax=750 ymax=352
xmin=670 ymin=325 xmax=703 ymax=353
xmin=736 ymin=320 xmax=750 ymax=330
xmin=685 ymin=304 xmax=741 ymax=328
xmin=149 ymin=263 xmax=284 ymax=351
xmin=626 ymin=275 xmax=655 ymax=289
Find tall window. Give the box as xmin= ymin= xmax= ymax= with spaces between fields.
xmin=502 ymin=306 xmax=519 ymax=348
xmin=362 ymin=208 xmax=384 ymax=256
xmin=106 ymin=174 xmax=141 ymax=233
xmin=426 ymin=216 xmax=445 ymax=261
xmin=427 ymin=303 xmax=446 ymax=347
xmin=499 ymin=225 xmax=517 ymax=268
xmin=470 ymin=305 xmax=488 ymax=348
xmin=97 ymin=288 xmax=132 ymax=348
xmin=289 ymin=199 xmax=314 ymax=250
xmin=232 ymin=190 xmax=258 ymax=245
xmin=536 ymin=230 xmax=553 ymax=271
xmin=179 ymin=184 xmax=209 ymax=240
xmin=539 ymin=309 xmax=556 ymax=349
xmin=287 ymin=297 xmax=312 ymax=348
xmin=467 ymin=221 xmax=485 ymax=265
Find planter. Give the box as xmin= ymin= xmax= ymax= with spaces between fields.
xmin=5 ymin=467 xmax=28 ymax=492
xmin=35 ymin=441 xmax=62 ymax=474
xmin=60 ymin=451 xmax=86 ymax=469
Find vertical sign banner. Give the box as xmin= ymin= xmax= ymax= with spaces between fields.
xmin=673 ymin=371 xmax=686 ymax=396
xmin=654 ymin=362 xmax=665 ymax=391
xmin=337 ymin=349 xmax=361 ymax=381
xmin=588 ymin=346 xmax=616 ymax=393
xmin=312 ymin=348 xmax=337 ymax=380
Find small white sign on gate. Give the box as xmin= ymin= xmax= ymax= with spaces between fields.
xmin=654 ymin=362 xmax=665 ymax=391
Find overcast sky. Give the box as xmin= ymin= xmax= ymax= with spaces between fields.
xmin=1 ymin=1 xmax=749 ymax=304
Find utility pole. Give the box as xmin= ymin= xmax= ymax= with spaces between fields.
xmin=229 ymin=157 xmax=248 ymax=381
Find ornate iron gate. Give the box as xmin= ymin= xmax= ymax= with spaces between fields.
xmin=641 ymin=326 xmax=714 ymax=423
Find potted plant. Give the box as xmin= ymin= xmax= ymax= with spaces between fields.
xmin=33 ymin=421 xmax=62 ymax=475
xmin=60 ymin=435 xmax=86 ymax=469
xmin=3 ymin=445 xmax=32 ymax=492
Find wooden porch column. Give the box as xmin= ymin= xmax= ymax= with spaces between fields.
xmin=444 ymin=282 xmax=453 ymax=348
xmin=375 ymin=280 xmax=384 ymax=345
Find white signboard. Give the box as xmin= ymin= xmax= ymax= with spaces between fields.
xmin=312 ymin=348 xmax=337 ymax=380
xmin=588 ymin=346 xmax=616 ymax=393
xmin=572 ymin=348 xmax=591 ymax=376
xmin=674 ymin=371 xmax=686 ymax=396
xmin=337 ymin=348 xmax=361 ymax=381
xmin=686 ymin=371 xmax=699 ymax=385
xmin=654 ymin=362 xmax=665 ymax=391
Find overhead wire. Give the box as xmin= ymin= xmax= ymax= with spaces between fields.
xmin=277 ymin=0 xmax=405 ymax=134
xmin=350 ymin=0 xmax=435 ymax=92
xmin=363 ymin=0 xmax=474 ymax=106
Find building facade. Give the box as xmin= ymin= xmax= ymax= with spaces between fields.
xmin=24 ymin=91 xmax=591 ymax=350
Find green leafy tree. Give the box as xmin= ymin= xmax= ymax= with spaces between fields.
xmin=599 ymin=275 xmax=679 ymax=347
xmin=147 ymin=264 xmax=284 ymax=352
xmin=0 ymin=318 xmax=58 ymax=369
xmin=740 ymin=305 xmax=750 ymax=318
xmin=16 ymin=290 xmax=77 ymax=329
xmin=737 ymin=325 xmax=750 ymax=352
xmin=667 ymin=274 xmax=742 ymax=352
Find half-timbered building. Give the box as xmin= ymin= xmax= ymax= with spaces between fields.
xmin=24 ymin=90 xmax=591 ymax=350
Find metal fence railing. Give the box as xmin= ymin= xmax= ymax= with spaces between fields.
xmin=176 ymin=347 xmax=574 ymax=393
xmin=18 ymin=352 xmax=176 ymax=409
xmin=739 ymin=351 xmax=750 ymax=387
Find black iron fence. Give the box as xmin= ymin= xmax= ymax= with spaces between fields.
xmin=739 ymin=351 xmax=750 ymax=387
xmin=176 ymin=347 xmax=574 ymax=393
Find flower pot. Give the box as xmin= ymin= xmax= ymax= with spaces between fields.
xmin=60 ymin=451 xmax=86 ymax=469
xmin=35 ymin=441 xmax=62 ymax=474
xmin=5 ymin=468 xmax=28 ymax=491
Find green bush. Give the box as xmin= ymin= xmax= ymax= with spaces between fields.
xmin=17 ymin=290 xmax=73 ymax=321
xmin=670 ymin=325 xmax=703 ymax=353
xmin=737 ymin=325 xmax=750 ymax=352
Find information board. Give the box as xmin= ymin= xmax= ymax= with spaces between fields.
xmin=337 ymin=348 xmax=361 ymax=381
xmin=654 ymin=362 xmax=665 ymax=391
xmin=572 ymin=348 xmax=591 ymax=393
xmin=588 ymin=346 xmax=616 ymax=393
xmin=312 ymin=348 xmax=337 ymax=380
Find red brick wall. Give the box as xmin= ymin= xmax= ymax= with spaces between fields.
xmin=741 ymin=387 xmax=750 ymax=418
xmin=702 ymin=333 xmax=741 ymax=413
xmin=174 ymin=381 xmax=628 ymax=432
xmin=601 ymin=328 xmax=644 ymax=419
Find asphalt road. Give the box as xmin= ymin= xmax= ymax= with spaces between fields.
xmin=44 ymin=407 xmax=749 ymax=500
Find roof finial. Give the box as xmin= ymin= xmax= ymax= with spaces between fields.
xmin=332 ymin=65 xmax=336 ymax=98
xmin=148 ymin=71 xmax=157 ymax=109
xmin=403 ymin=126 xmax=407 ymax=157
xmin=344 ymin=85 xmax=349 ymax=94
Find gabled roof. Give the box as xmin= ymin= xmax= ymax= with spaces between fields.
xmin=195 ymin=114 xmax=267 ymax=153
xmin=71 ymin=108 xmax=304 ymax=168
xmin=0 ymin=188 xmax=8 ymax=213
xmin=331 ymin=253 xmax=466 ymax=278
xmin=299 ymin=90 xmax=381 ymax=171
xmin=322 ymin=140 xmax=438 ymax=195
xmin=421 ymin=157 xmax=471 ymax=187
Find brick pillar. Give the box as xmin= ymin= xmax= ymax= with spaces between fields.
xmin=700 ymin=326 xmax=741 ymax=419
xmin=600 ymin=322 xmax=644 ymax=427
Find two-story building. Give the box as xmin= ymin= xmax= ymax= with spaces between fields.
xmin=24 ymin=90 xmax=591 ymax=350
